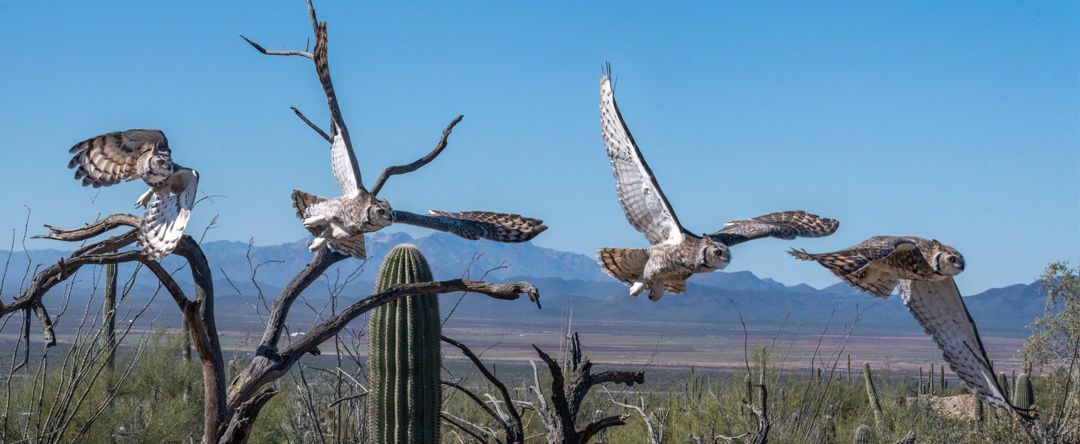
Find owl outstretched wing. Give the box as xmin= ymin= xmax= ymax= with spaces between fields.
xmin=329 ymin=129 xmax=362 ymax=196
xmin=393 ymin=210 xmax=546 ymax=243
xmin=789 ymin=236 xmax=924 ymax=297
xmin=68 ymin=129 xmax=168 ymax=187
xmin=139 ymin=168 xmax=198 ymax=258
xmin=899 ymin=278 xmax=1019 ymax=413
xmin=710 ymin=211 xmax=838 ymax=247
xmin=600 ymin=69 xmax=684 ymax=245
xmin=314 ymin=21 xmax=364 ymax=197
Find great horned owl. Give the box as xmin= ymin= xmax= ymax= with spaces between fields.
xmin=67 ymin=129 xmax=199 ymax=258
xmin=597 ymin=67 xmax=838 ymax=301
xmin=791 ymin=236 xmax=1032 ymax=420
xmin=288 ymin=23 xmax=546 ymax=260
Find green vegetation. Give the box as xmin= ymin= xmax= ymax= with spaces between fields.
xmin=2 ymin=262 xmax=1075 ymax=443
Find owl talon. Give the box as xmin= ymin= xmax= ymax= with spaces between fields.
xmin=303 ymin=215 xmax=328 ymax=228
xmin=134 ymin=188 xmax=154 ymax=208
xmin=309 ymin=236 xmax=328 ymax=252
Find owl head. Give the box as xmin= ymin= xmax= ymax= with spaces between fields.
xmin=138 ymin=147 xmax=174 ymax=187
xmin=361 ymin=196 xmax=395 ymax=231
xmin=930 ymin=241 xmax=965 ymax=275
xmin=697 ymin=235 xmax=730 ymax=271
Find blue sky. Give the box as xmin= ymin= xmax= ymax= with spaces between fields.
xmin=1 ymin=1 xmax=1076 ymax=293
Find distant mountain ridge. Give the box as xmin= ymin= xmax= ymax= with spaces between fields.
xmin=0 ymin=232 xmax=1047 ymax=337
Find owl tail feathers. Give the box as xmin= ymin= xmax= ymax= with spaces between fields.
xmin=787 ymin=248 xmax=816 ymax=261
xmin=291 ymin=189 xmax=327 ymax=220
xmin=598 ymin=247 xmax=648 ymax=286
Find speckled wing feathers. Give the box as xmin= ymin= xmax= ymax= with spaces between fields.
xmin=600 ymin=73 xmax=684 ymax=245
xmin=710 ymin=211 xmax=839 ymax=246
xmin=67 ymin=129 xmax=167 ymax=187
xmin=598 ymin=247 xmax=649 ymax=284
xmin=789 ymin=237 xmax=921 ymax=297
xmin=138 ymin=168 xmax=198 ymax=258
xmin=664 ymin=272 xmax=693 ymax=294
xmin=327 ymin=234 xmax=366 ymax=258
xmin=900 ymin=278 xmax=1013 ymax=410
xmin=392 ymin=209 xmax=546 ymax=243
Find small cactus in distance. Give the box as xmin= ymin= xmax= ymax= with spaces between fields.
xmin=863 ymin=362 xmax=883 ymax=427
xmin=1013 ymin=371 xmax=1035 ymax=411
xmin=853 ymin=424 xmax=872 ymax=444
xmin=997 ymin=372 xmax=1010 ymax=402
xmin=975 ymin=398 xmax=985 ymax=425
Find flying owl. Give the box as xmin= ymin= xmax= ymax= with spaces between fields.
xmin=67 ymin=129 xmax=199 ymax=258
xmin=596 ymin=68 xmax=839 ymax=301
xmin=291 ymin=26 xmax=545 ymax=259
xmin=790 ymin=236 xmax=1032 ymax=419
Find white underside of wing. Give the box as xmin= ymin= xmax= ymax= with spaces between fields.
xmin=139 ymin=169 xmax=199 ymax=259
xmin=899 ymin=277 xmax=1012 ymax=409
xmin=330 ymin=132 xmax=360 ymax=195
xmin=600 ymin=75 xmax=683 ymax=245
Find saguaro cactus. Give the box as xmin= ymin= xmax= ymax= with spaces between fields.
xmin=368 ymin=245 xmax=441 ymax=444
xmin=863 ymin=362 xmax=883 ymax=427
xmin=853 ymin=424 xmax=872 ymax=444
xmin=939 ymin=364 xmax=946 ymax=393
xmin=975 ymin=398 xmax=985 ymax=425
xmin=103 ymin=263 xmax=117 ymax=372
xmin=1013 ymin=372 xmax=1035 ymax=411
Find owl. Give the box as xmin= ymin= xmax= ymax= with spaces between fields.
xmin=791 ymin=236 xmax=1032 ymax=419
xmin=67 ymin=129 xmax=199 ymax=258
xmin=597 ymin=68 xmax=838 ymax=301
xmin=290 ymin=24 xmax=546 ymax=259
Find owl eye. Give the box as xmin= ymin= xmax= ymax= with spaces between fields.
xmin=946 ymin=256 xmax=956 ymax=264
xmin=375 ymin=208 xmax=386 ymax=216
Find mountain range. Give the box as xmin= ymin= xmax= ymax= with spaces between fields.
xmin=0 ymin=231 xmax=1048 ymax=338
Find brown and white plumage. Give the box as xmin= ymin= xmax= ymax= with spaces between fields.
xmin=597 ymin=67 xmax=838 ymax=301
xmin=789 ymin=236 xmax=953 ymax=297
xmin=282 ymin=22 xmax=545 ymax=260
xmin=791 ymin=237 xmax=1031 ymax=418
xmin=68 ymin=129 xmax=171 ymax=188
xmin=67 ymin=129 xmax=199 ymax=259
xmin=394 ymin=210 xmax=546 ymax=243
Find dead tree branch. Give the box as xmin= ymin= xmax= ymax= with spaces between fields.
xmin=20 ymin=214 xmax=226 ymax=443
xmin=528 ymin=332 xmax=642 ymax=444
xmin=369 ymin=115 xmax=464 ymax=196
xmin=443 ymin=335 xmax=525 ymax=444
xmin=223 ymin=276 xmax=539 ymax=441
xmin=242 ymin=0 xmax=359 ymax=185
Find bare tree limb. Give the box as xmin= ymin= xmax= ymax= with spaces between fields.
xmin=239 ymin=34 xmax=314 ymax=59
xmin=225 ymin=278 xmax=539 ymax=433
xmin=442 ymin=412 xmax=490 ymax=444
xmin=580 ymin=415 xmax=628 ymax=444
xmin=291 ymin=107 xmax=331 ymax=142
xmin=528 ymin=333 xmax=641 ymax=443
xmin=443 ymin=335 xmax=525 ymax=443
xmin=370 ymin=115 xmax=464 ymax=196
